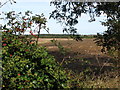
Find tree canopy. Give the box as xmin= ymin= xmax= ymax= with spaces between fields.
xmin=50 ymin=1 xmax=120 ymax=59
xmin=50 ymin=1 xmax=119 ymax=29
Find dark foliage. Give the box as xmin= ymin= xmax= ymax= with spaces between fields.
xmin=50 ymin=1 xmax=120 ymax=57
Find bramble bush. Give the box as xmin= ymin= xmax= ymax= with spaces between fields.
xmin=2 ymin=11 xmax=71 ymax=88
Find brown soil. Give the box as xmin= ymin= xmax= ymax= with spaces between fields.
xmin=38 ymin=38 xmax=119 ymax=88
xmin=39 ymin=38 xmax=118 ymax=75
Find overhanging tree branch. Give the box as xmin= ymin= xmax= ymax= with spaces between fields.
xmin=0 ymin=0 xmax=16 ymax=8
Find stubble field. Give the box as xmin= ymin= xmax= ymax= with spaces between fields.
xmin=38 ymin=38 xmax=119 ymax=88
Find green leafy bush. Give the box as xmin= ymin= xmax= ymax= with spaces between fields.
xmin=2 ymin=11 xmax=70 ymax=89
xmin=2 ymin=38 xmax=69 ymax=88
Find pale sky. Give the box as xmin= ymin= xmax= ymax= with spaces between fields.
xmin=0 ymin=0 xmax=107 ymax=35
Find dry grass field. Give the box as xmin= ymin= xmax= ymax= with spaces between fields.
xmin=38 ymin=38 xmax=119 ymax=88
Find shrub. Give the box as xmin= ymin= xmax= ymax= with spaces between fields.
xmin=2 ymin=11 xmax=70 ymax=89
xmin=94 ymin=18 xmax=120 ymax=66
xmin=2 ymin=30 xmax=70 ymax=89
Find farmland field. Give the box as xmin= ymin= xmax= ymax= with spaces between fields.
xmin=38 ymin=38 xmax=119 ymax=88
